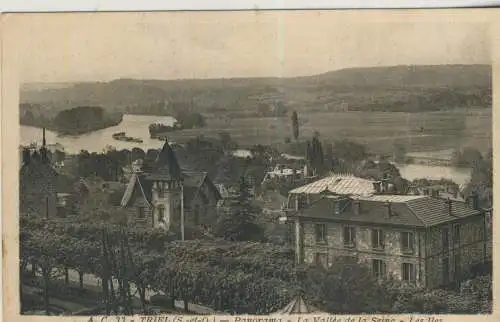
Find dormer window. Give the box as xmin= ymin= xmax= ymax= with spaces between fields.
xmin=334 ymin=201 xmax=341 ymax=215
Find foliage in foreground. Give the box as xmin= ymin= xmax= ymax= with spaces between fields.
xmin=20 ymin=215 xmax=492 ymax=315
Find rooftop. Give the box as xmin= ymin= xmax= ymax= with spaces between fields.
xmin=298 ymin=195 xmax=481 ymax=228
xmin=289 ymin=174 xmax=376 ymax=196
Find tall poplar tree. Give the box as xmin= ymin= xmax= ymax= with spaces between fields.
xmin=291 ymin=111 xmax=299 ymax=141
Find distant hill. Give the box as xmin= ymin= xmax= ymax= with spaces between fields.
xmin=20 ymin=64 xmax=492 ymax=115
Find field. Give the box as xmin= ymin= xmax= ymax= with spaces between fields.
xmin=160 ymin=108 xmax=492 ymax=155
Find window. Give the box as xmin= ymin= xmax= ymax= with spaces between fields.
xmin=442 ymin=228 xmax=449 ymax=251
xmin=401 ymin=232 xmax=414 ymax=253
xmin=402 ymin=263 xmax=416 ymax=282
xmin=157 ymin=184 xmax=164 ymax=198
xmin=372 ymin=259 xmax=386 ymax=279
xmin=157 ymin=206 xmax=165 ymax=223
xmin=137 ymin=206 xmax=145 ymax=219
xmin=315 ymin=224 xmax=327 ymax=244
xmin=453 ymin=224 xmax=460 ymax=246
xmin=442 ymin=257 xmax=449 ymax=284
xmin=343 ymin=226 xmax=356 ymax=247
xmin=314 ymin=253 xmax=328 ymax=268
xmin=372 ymin=229 xmax=385 ymax=250
xmin=298 ymin=195 xmax=307 ymax=209
xmin=334 ymin=201 xmax=341 ymax=215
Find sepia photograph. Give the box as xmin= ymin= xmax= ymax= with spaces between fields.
xmin=1 ymin=9 xmax=495 ymax=319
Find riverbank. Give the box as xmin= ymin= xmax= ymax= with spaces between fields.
xmin=21 ymin=115 xmax=124 ymax=136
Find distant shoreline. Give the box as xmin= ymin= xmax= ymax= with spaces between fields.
xmin=19 ymin=115 xmax=124 ymax=137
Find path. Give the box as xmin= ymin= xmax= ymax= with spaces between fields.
xmin=27 ymin=266 xmax=220 ymax=314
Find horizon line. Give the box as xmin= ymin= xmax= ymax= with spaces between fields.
xmin=20 ymin=62 xmax=491 ymax=86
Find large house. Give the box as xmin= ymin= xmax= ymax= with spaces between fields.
xmin=120 ymin=140 xmax=221 ymax=234
xmin=283 ymin=174 xmax=492 ymax=289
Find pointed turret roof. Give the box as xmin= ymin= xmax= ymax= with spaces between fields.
xmin=144 ymin=139 xmax=182 ymax=181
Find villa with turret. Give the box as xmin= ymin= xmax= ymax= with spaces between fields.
xmin=120 ymin=140 xmax=222 ymax=236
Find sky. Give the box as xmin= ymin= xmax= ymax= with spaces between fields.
xmin=5 ymin=11 xmax=491 ymax=83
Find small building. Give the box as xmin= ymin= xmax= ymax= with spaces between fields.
xmin=285 ymin=189 xmax=491 ymax=289
xmin=261 ymin=164 xmax=304 ymax=185
xmin=120 ymin=140 xmax=221 ymax=234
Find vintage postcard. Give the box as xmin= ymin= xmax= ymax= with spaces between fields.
xmin=1 ymin=9 xmax=498 ymax=322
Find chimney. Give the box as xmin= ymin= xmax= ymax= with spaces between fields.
xmin=353 ymin=200 xmax=361 ymax=215
xmin=382 ymin=180 xmax=389 ymax=194
xmin=445 ymin=197 xmax=452 ymax=215
xmin=468 ymin=192 xmax=480 ymax=210
xmin=42 ymin=128 xmax=46 ymax=147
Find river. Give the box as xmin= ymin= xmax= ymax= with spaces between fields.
xmin=20 ymin=114 xmax=472 ymax=185
xmin=396 ymin=163 xmax=471 ymax=186
xmin=21 ymin=114 xmax=176 ymax=154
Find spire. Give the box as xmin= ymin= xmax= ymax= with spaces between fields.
xmin=153 ymin=139 xmax=182 ymax=181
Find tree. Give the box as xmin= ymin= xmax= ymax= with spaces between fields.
xmin=393 ymin=141 xmax=407 ymax=163
xmin=451 ymin=147 xmax=483 ymax=168
xmin=332 ymin=139 xmax=368 ymax=163
xmin=306 ymin=132 xmax=325 ymax=175
xmin=214 ymin=177 xmax=264 ymax=241
xmin=291 ymin=111 xmax=299 ymax=141
xmin=303 ymin=257 xmax=391 ymax=313
xmin=463 ymin=149 xmax=493 ymax=208
xmin=218 ymin=131 xmax=237 ymax=151
xmin=53 ymin=150 xmax=66 ymax=163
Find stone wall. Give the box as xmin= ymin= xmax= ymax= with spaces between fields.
xmin=301 ymin=221 xmax=424 ymax=285
xmin=300 ymin=215 xmax=488 ymax=289
xmin=126 ymin=193 xmax=153 ymax=228
xmin=423 ymin=214 xmax=488 ymax=288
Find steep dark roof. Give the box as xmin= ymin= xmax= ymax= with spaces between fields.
xmin=147 ymin=140 xmax=182 ymax=181
xmin=298 ymin=195 xmax=481 ymax=228
xmin=120 ymin=174 xmax=153 ymax=207
xmin=183 ymin=171 xmax=207 ymax=188
xmin=120 ymin=171 xmax=221 ymax=207
xmin=183 ymin=171 xmax=222 ymax=203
